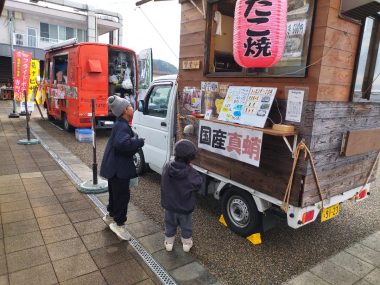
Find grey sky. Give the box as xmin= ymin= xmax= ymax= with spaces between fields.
xmin=77 ymin=0 xmax=181 ymax=67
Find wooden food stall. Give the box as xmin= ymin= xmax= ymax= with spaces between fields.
xmin=176 ymin=0 xmax=380 ymax=214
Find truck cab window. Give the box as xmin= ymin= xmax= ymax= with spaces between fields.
xmin=146 ymin=85 xmax=171 ymax=118
xmin=53 ymin=55 xmax=68 ymax=84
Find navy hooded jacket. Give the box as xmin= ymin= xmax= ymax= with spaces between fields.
xmin=160 ymin=160 xmax=203 ymax=214
xmin=100 ymin=117 xmax=144 ymax=180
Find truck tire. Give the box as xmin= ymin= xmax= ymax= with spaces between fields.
xmin=62 ymin=113 xmax=74 ymax=132
xmin=221 ymin=188 xmax=262 ymax=237
xmin=134 ymin=149 xmax=146 ymax=175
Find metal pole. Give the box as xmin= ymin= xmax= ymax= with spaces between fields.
xmin=8 ymin=12 xmax=19 ymax=118
xmin=24 ymin=90 xmax=31 ymax=141
xmin=91 ymin=98 xmax=98 ymax=185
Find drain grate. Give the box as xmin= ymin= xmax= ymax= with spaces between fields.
xmin=32 ymin=128 xmax=178 ymax=285
xmin=87 ymin=193 xmax=177 ymax=285
xmin=130 ymin=238 xmax=177 ymax=285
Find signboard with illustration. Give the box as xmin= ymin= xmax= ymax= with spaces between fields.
xmin=218 ymin=86 xmax=277 ymax=128
xmin=198 ymin=120 xmax=263 ymax=167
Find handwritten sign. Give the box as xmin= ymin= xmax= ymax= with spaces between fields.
xmin=198 ymin=120 xmax=263 ymax=167
xmin=28 ymin=60 xmax=39 ymax=98
xmin=13 ymin=50 xmax=32 ymax=101
xmin=285 ymin=89 xmax=304 ymax=122
xmin=218 ymin=86 xmax=277 ymax=128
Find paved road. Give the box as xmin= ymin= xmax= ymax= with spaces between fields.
xmin=33 ymin=117 xmax=380 ymax=285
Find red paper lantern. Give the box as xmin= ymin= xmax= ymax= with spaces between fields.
xmin=233 ymin=0 xmax=287 ymax=68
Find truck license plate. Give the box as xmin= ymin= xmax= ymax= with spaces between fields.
xmin=321 ymin=204 xmax=340 ymax=222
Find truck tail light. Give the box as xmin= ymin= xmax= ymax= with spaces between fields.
xmin=302 ymin=210 xmax=315 ymax=224
xmin=356 ymin=189 xmax=367 ymax=201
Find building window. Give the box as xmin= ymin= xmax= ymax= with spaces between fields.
xmin=66 ymin=27 xmax=74 ymax=40
xmin=27 ymin=27 xmax=37 ymax=47
xmin=205 ymin=0 xmax=315 ymax=77
xmin=59 ymin=26 xmax=66 ymax=41
xmin=40 ymin=23 xmax=49 ymax=41
xmin=77 ymin=29 xmax=85 ymax=42
xmin=353 ymin=17 xmax=380 ymax=102
xmin=50 ymin=25 xmax=58 ymax=41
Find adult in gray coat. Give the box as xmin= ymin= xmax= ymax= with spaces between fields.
xmin=100 ymin=95 xmax=144 ymax=240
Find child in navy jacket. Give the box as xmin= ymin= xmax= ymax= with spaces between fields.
xmin=160 ymin=139 xmax=203 ymax=252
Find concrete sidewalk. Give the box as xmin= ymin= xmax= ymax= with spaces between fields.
xmin=286 ymin=230 xmax=380 ymax=285
xmin=0 ymin=109 xmax=163 ymax=284
xmin=0 ymin=101 xmax=220 ymax=285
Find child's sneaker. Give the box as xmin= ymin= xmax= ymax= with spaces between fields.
xmin=102 ymin=214 xmax=113 ymax=225
xmin=164 ymin=236 xmax=175 ymax=252
xmin=181 ymin=237 xmax=193 ymax=252
xmin=109 ymin=222 xmax=132 ymax=241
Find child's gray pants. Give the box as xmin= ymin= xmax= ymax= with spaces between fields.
xmin=164 ymin=210 xmax=192 ymax=239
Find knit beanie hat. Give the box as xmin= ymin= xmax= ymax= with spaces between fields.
xmin=108 ymin=95 xmax=131 ymax=117
xmin=174 ymin=139 xmax=197 ymax=158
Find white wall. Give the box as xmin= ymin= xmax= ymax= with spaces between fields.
xmin=0 ymin=12 xmax=10 ymax=44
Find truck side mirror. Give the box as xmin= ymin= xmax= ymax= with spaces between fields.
xmin=138 ymin=100 xmax=146 ymax=114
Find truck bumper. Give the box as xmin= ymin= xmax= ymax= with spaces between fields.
xmin=286 ymin=183 xmax=371 ymax=229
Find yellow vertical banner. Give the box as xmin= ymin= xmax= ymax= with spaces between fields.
xmin=28 ymin=60 xmax=39 ymax=102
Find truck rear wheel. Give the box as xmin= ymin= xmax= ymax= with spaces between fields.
xmin=62 ymin=113 xmax=74 ymax=132
xmin=134 ymin=149 xmax=146 ymax=175
xmin=221 ymin=188 xmax=261 ymax=237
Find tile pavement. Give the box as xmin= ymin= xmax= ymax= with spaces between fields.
xmin=286 ymin=231 xmax=380 ymax=285
xmin=0 ymin=101 xmax=220 ymax=285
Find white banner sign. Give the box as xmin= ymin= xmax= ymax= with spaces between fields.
xmin=198 ymin=120 xmax=263 ymax=167
xmin=19 ymin=101 xmax=34 ymax=112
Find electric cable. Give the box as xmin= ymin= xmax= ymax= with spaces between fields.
xmin=136 ymin=6 xmax=179 ymax=59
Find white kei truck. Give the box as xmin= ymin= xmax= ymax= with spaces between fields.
xmin=132 ymin=74 xmax=374 ymax=238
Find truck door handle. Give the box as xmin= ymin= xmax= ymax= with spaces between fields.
xmin=161 ymin=122 xmax=167 ymax=127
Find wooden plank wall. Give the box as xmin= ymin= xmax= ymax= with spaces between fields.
xmin=301 ymin=101 xmax=380 ymax=206
xmin=315 ymin=0 xmax=361 ymax=102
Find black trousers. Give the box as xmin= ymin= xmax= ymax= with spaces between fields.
xmin=107 ymin=176 xmax=130 ymax=226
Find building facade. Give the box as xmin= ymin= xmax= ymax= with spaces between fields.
xmin=0 ymin=0 xmax=123 ymax=84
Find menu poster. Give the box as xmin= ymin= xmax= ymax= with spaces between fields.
xmin=218 ymin=86 xmax=277 ymax=128
xmin=285 ymin=89 xmax=304 ymax=122
xmin=218 ymin=86 xmax=251 ymax=123
xmin=240 ymin=87 xmax=277 ymax=128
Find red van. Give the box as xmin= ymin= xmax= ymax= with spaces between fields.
xmin=43 ymin=40 xmax=152 ymax=131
